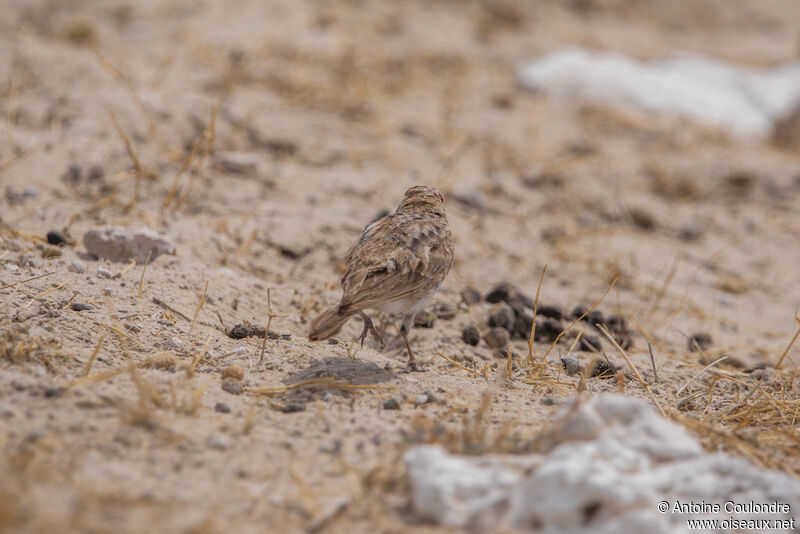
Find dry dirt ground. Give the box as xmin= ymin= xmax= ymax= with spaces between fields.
xmin=2 ymin=1 xmax=800 ymax=532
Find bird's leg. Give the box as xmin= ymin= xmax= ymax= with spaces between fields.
xmin=358 ymin=311 xmax=384 ymax=347
xmin=400 ymin=314 xmax=424 ymax=372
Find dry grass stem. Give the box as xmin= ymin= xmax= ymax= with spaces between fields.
xmin=527 ymin=264 xmax=548 ymax=363
xmin=80 ymin=335 xmax=106 ymax=377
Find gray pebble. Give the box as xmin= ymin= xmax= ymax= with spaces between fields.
xmin=69 ymin=260 xmax=86 ymax=273
xmin=214 ymin=402 xmax=231 ymax=413
xmin=383 ymin=398 xmax=400 ymax=410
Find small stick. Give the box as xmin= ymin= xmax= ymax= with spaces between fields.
xmin=138 ymin=250 xmax=152 ymax=299
xmin=675 ymin=356 xmax=728 ymax=397
xmin=774 ymin=313 xmax=800 ymax=369
xmin=527 ymin=264 xmax=548 ymax=363
xmin=26 ymin=278 xmax=73 ymax=307
xmin=80 ymin=335 xmax=106 ymax=377
xmin=597 ymin=324 xmax=664 ymax=416
xmin=152 ymin=297 xmax=192 ymax=322
xmin=437 ymin=352 xmax=481 ymax=377
xmin=259 ymin=288 xmax=275 ymax=363
xmin=189 ymin=281 xmax=209 ymax=334
xmin=648 ymin=342 xmax=658 ymax=383
xmin=99 ymin=322 xmax=144 ymax=349
xmin=541 ymin=276 xmax=618 ymax=361
xmin=0 ymin=271 xmax=56 ymax=291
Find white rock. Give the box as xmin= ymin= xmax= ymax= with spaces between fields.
xmin=97 ymin=266 xmax=114 ymax=279
xmin=4 ymin=264 xmax=19 ymax=272
xmin=68 ymin=260 xmax=86 ymax=273
xmin=405 ymin=446 xmax=538 ymax=530
xmin=518 ymin=48 xmax=800 ymax=139
xmin=83 ymin=226 xmax=175 ymax=264
xmin=405 ymin=394 xmax=800 ymax=533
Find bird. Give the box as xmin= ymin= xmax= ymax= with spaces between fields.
xmin=308 ymin=185 xmax=455 ymax=371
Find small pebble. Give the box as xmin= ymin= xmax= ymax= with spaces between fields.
xmin=488 ymin=303 xmax=515 ymax=332
xmin=485 ymin=282 xmax=513 ymax=303
xmin=44 ymin=387 xmax=65 ymax=398
xmin=561 ymin=355 xmax=581 ymax=376
xmin=46 ymin=230 xmax=66 ymax=246
xmin=69 ymin=260 xmax=86 ymax=273
xmin=414 ymin=394 xmax=429 ymax=406
xmin=540 ymin=396 xmax=555 ymax=406
xmin=221 ymin=365 xmax=244 ymax=381
xmin=536 ymin=305 xmax=564 ymax=321
xmin=321 ymin=392 xmax=334 ymax=402
xmin=383 ymin=398 xmax=401 ymax=410
xmin=207 ymin=434 xmax=229 ymax=450
xmin=534 ymin=319 xmax=562 ymax=342
xmin=460 ymin=287 xmax=481 ymax=306
xmin=221 ymin=380 xmax=242 ymax=395
xmin=97 ymin=266 xmax=114 ymax=279
xmin=414 ymin=313 xmax=435 ymax=328
xmin=584 ymin=310 xmax=604 ymax=327
xmin=70 ymin=302 xmax=93 ymax=311
xmin=4 ymin=264 xmax=19 ymax=272
xmin=433 ymin=303 xmax=456 ymax=320
xmin=168 ymin=337 xmax=182 ymax=350
xmin=484 ymin=327 xmax=510 ymax=350
xmin=214 ymin=402 xmax=231 ymax=414
xmin=282 ymin=403 xmax=305 ymax=413
xmin=461 ymin=325 xmax=481 ymax=346
xmin=512 ymin=313 xmax=533 ymax=339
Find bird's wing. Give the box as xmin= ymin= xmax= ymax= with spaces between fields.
xmin=339 ymin=214 xmax=453 ymax=313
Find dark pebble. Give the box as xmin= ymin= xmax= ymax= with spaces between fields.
xmin=282 ymin=403 xmax=305 ymax=413
xmin=433 ymin=303 xmax=456 ymax=320
xmin=383 ymin=398 xmax=401 ymax=410
xmin=70 ymin=302 xmax=93 ymax=311
xmin=214 ymin=402 xmax=231 ymax=413
xmin=629 ymin=208 xmax=656 ymax=230
xmin=328 ymin=338 xmax=340 ymax=345
xmin=46 ymin=231 xmax=66 ymax=246
xmin=534 ymin=319 xmax=562 ymax=342
xmin=484 ymin=327 xmax=510 ymax=350
xmin=63 ymin=164 xmax=82 ymax=182
xmin=488 ymin=303 xmax=515 ymax=332
xmin=460 ymin=287 xmax=481 ymax=306
xmin=414 ymin=313 xmax=435 ymax=328
xmin=512 ymin=313 xmax=533 ymax=339
xmin=688 ymin=333 xmax=713 ymax=351
xmin=536 ymin=305 xmax=564 ymax=321
xmin=88 ymin=165 xmax=104 ymax=181
xmin=571 ymin=305 xmax=587 ymax=319
xmin=585 ymin=310 xmax=604 ymax=327
xmin=221 ymin=380 xmax=242 ymax=395
xmin=228 ymin=324 xmax=259 ymax=339
xmin=605 ymin=315 xmax=627 ymax=333
xmin=588 ymin=358 xmax=617 ymax=379
xmin=461 ymin=325 xmax=481 ymax=346
xmin=44 ymin=386 xmax=64 ymax=398
xmin=540 ymin=396 xmax=555 ymax=406
xmin=485 ymin=282 xmax=513 ymax=303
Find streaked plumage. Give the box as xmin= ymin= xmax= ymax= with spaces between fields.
xmin=308 ymin=185 xmax=454 ymax=370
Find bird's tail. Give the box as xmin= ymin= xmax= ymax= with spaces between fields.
xmin=308 ymin=305 xmax=352 ymax=341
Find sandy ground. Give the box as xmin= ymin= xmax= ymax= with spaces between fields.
xmin=2 ymin=1 xmax=800 ymax=532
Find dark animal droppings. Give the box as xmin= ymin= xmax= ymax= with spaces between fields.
xmin=46 ymin=231 xmax=66 ymax=246
xmin=461 ymin=325 xmax=481 ymax=346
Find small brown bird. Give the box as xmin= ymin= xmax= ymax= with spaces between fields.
xmin=309 ymin=185 xmax=455 ymax=371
